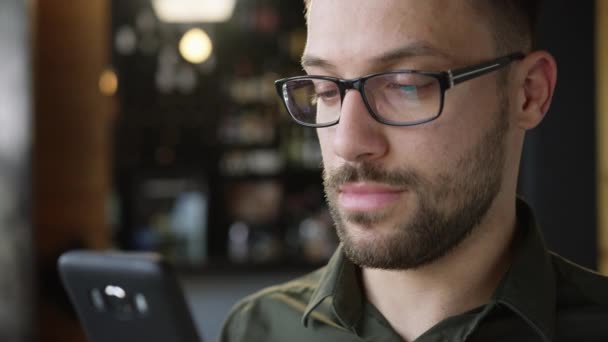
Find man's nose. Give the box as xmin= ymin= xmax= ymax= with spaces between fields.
xmin=332 ymin=90 xmax=388 ymax=162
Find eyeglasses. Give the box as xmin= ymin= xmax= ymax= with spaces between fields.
xmin=274 ymin=52 xmax=524 ymax=127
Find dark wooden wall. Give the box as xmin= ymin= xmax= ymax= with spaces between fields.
xmin=33 ymin=1 xmax=113 ymax=341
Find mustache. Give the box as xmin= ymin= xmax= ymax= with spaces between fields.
xmin=323 ymin=162 xmax=423 ymax=190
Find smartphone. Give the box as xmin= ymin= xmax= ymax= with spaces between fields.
xmin=58 ymin=250 xmax=202 ymax=342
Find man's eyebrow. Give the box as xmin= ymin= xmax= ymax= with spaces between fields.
xmin=301 ymin=42 xmax=452 ymax=71
xmin=300 ymin=55 xmax=336 ymax=71
xmin=373 ymin=42 xmax=452 ymax=65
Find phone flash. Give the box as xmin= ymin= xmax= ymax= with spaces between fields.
xmin=104 ymin=285 xmax=127 ymax=299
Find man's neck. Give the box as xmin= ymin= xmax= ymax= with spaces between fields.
xmin=361 ymin=199 xmax=517 ymax=342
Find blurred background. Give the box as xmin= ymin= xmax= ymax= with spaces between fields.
xmin=0 ymin=0 xmax=606 ymax=341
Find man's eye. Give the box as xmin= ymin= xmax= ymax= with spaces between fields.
xmin=388 ymin=81 xmax=430 ymax=90
xmin=311 ymin=89 xmax=340 ymax=105
xmin=398 ymin=84 xmax=418 ymax=92
xmin=386 ymin=82 xmax=418 ymax=93
xmin=316 ymin=89 xmax=339 ymax=99
xmin=387 ymin=81 xmax=435 ymax=96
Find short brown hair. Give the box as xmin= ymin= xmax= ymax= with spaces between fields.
xmin=471 ymin=0 xmax=543 ymax=53
xmin=302 ymin=0 xmax=542 ymax=53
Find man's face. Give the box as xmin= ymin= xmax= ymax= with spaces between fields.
xmin=304 ymin=0 xmax=514 ymax=269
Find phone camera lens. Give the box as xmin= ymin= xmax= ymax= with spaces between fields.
xmin=134 ymin=293 xmax=149 ymax=315
xmin=89 ymin=288 xmax=105 ymax=312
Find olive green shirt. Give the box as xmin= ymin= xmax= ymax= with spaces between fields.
xmin=219 ymin=201 xmax=608 ymax=341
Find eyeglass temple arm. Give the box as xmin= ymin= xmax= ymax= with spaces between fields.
xmin=447 ymin=52 xmax=525 ymax=88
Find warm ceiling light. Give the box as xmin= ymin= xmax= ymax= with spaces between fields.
xmin=179 ymin=28 xmax=213 ymax=64
xmin=152 ymin=0 xmax=237 ymax=23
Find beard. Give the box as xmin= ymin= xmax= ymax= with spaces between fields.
xmin=322 ymin=106 xmax=509 ymax=270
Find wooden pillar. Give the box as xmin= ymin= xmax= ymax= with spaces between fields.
xmin=33 ymin=0 xmax=113 ymax=340
xmin=599 ymin=0 xmax=608 ymax=274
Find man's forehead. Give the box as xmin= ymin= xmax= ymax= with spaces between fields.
xmin=301 ymin=42 xmax=456 ymax=73
xmin=304 ymin=0 xmax=494 ymax=71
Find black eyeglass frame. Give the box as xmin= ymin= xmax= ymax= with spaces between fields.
xmin=274 ymin=52 xmax=525 ymax=127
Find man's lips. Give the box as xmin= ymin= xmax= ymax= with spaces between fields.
xmin=338 ymin=182 xmax=405 ymax=212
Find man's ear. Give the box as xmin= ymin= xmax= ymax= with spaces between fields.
xmin=511 ymin=50 xmax=557 ymax=130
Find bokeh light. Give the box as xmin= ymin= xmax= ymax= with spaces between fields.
xmin=179 ymin=28 xmax=213 ymax=64
xmin=98 ymin=68 xmax=118 ymax=96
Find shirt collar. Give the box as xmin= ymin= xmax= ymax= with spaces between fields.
xmin=301 ymin=244 xmax=363 ymax=331
xmin=491 ymin=199 xmax=556 ymax=341
xmin=302 ymin=199 xmax=556 ymax=341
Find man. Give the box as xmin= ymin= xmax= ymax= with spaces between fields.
xmin=220 ymin=1 xmax=608 ymax=341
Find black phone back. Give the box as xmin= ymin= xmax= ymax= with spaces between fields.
xmin=58 ymin=250 xmax=202 ymax=342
